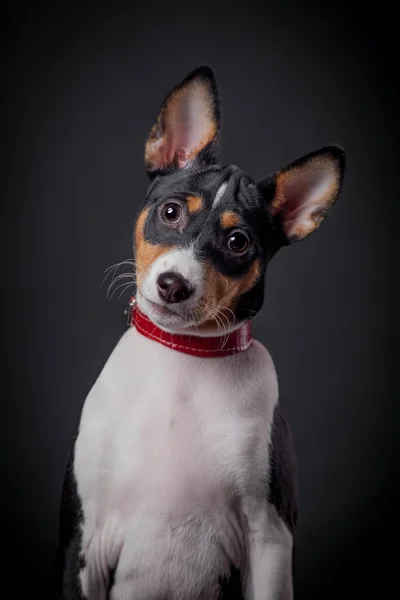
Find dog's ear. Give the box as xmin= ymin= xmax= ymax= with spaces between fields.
xmin=144 ymin=66 xmax=221 ymax=176
xmin=259 ymin=146 xmax=345 ymax=244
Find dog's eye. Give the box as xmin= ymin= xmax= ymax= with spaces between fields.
xmin=227 ymin=230 xmax=249 ymax=254
xmin=161 ymin=202 xmax=182 ymax=224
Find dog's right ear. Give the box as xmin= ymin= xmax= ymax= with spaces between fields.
xmin=259 ymin=145 xmax=345 ymax=245
xmin=144 ymin=66 xmax=221 ymax=177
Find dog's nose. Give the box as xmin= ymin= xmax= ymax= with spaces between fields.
xmin=157 ymin=272 xmax=193 ymax=304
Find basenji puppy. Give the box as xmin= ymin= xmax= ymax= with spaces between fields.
xmin=56 ymin=65 xmax=345 ymax=600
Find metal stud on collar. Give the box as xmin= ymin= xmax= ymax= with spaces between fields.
xmin=124 ymin=296 xmax=136 ymax=327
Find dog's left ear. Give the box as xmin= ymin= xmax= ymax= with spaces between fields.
xmin=144 ymin=65 xmax=220 ymax=176
xmin=259 ymin=145 xmax=345 ymax=244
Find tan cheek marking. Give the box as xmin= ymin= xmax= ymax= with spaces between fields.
xmin=199 ymin=259 xmax=261 ymax=329
xmin=220 ymin=211 xmax=240 ymax=229
xmin=187 ymin=195 xmax=203 ymax=213
xmin=134 ymin=207 xmax=172 ymax=288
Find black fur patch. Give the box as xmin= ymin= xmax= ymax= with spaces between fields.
xmin=107 ymin=567 xmax=116 ymax=594
xmin=219 ymin=565 xmax=244 ymax=599
xmin=55 ymin=441 xmax=87 ymax=600
xmin=268 ymin=404 xmax=299 ymax=536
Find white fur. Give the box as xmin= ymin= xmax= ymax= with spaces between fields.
xmin=213 ymin=181 xmax=228 ymax=207
xmin=74 ymin=326 xmax=293 ymax=599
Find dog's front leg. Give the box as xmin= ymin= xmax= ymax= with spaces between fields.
xmin=245 ymin=532 xmax=293 ymax=600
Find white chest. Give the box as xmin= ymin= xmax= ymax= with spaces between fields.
xmin=74 ymin=328 xmax=278 ymax=600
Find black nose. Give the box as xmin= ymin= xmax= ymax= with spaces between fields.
xmin=157 ymin=271 xmax=193 ymax=304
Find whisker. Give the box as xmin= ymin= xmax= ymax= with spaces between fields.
xmin=215 ymin=310 xmax=230 ymax=350
xmin=107 ymin=273 xmax=136 ymax=298
xmin=205 ymin=305 xmax=224 ymax=337
xmin=118 ymin=282 xmax=136 ymax=300
xmin=102 ymin=259 xmax=136 ymax=286
xmin=103 ymin=259 xmax=135 ymax=274
xmin=109 ymin=279 xmax=137 ymax=300
xmin=198 ymin=301 xmax=225 ymax=335
xmin=207 ymin=303 xmax=233 ymax=349
xmin=102 ymin=257 xmax=146 ymax=286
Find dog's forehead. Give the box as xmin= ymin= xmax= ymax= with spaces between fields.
xmin=147 ymin=166 xmax=259 ymax=212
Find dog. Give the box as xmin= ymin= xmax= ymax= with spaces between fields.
xmin=56 ymin=65 xmax=345 ymax=599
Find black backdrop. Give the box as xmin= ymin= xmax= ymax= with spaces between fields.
xmin=2 ymin=1 xmax=399 ymax=598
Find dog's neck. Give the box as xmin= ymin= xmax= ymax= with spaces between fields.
xmin=127 ymin=298 xmax=253 ymax=358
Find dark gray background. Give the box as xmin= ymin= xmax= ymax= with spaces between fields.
xmin=2 ymin=1 xmax=399 ymax=598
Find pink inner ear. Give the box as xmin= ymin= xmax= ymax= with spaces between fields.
xmin=145 ymin=82 xmax=217 ymax=171
xmin=158 ymin=128 xmax=189 ymax=169
xmin=275 ymin=162 xmax=339 ymax=240
xmin=173 ymin=92 xmax=214 ymax=167
xmin=175 ymin=103 xmax=192 ymax=167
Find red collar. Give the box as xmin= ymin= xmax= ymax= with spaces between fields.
xmin=127 ymin=297 xmax=252 ymax=358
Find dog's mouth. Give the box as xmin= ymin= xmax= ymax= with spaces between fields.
xmin=144 ymin=297 xmax=179 ymax=318
xmin=137 ymin=292 xmax=199 ymax=331
xmin=137 ymin=292 xmax=239 ymax=337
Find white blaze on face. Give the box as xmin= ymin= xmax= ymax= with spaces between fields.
xmin=213 ymin=182 xmax=228 ymax=208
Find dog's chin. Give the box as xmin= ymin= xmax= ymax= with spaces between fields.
xmin=136 ymin=293 xmax=198 ymax=332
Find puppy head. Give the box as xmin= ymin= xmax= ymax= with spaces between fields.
xmin=135 ymin=66 xmax=345 ymax=334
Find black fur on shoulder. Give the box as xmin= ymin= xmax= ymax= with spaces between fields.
xmin=268 ymin=403 xmax=299 ymax=536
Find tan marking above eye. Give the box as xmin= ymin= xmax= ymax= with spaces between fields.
xmin=134 ymin=207 xmax=172 ymax=288
xmin=186 ymin=195 xmax=203 ymax=213
xmin=199 ymin=259 xmax=261 ymax=331
xmin=220 ymin=211 xmax=240 ymax=229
